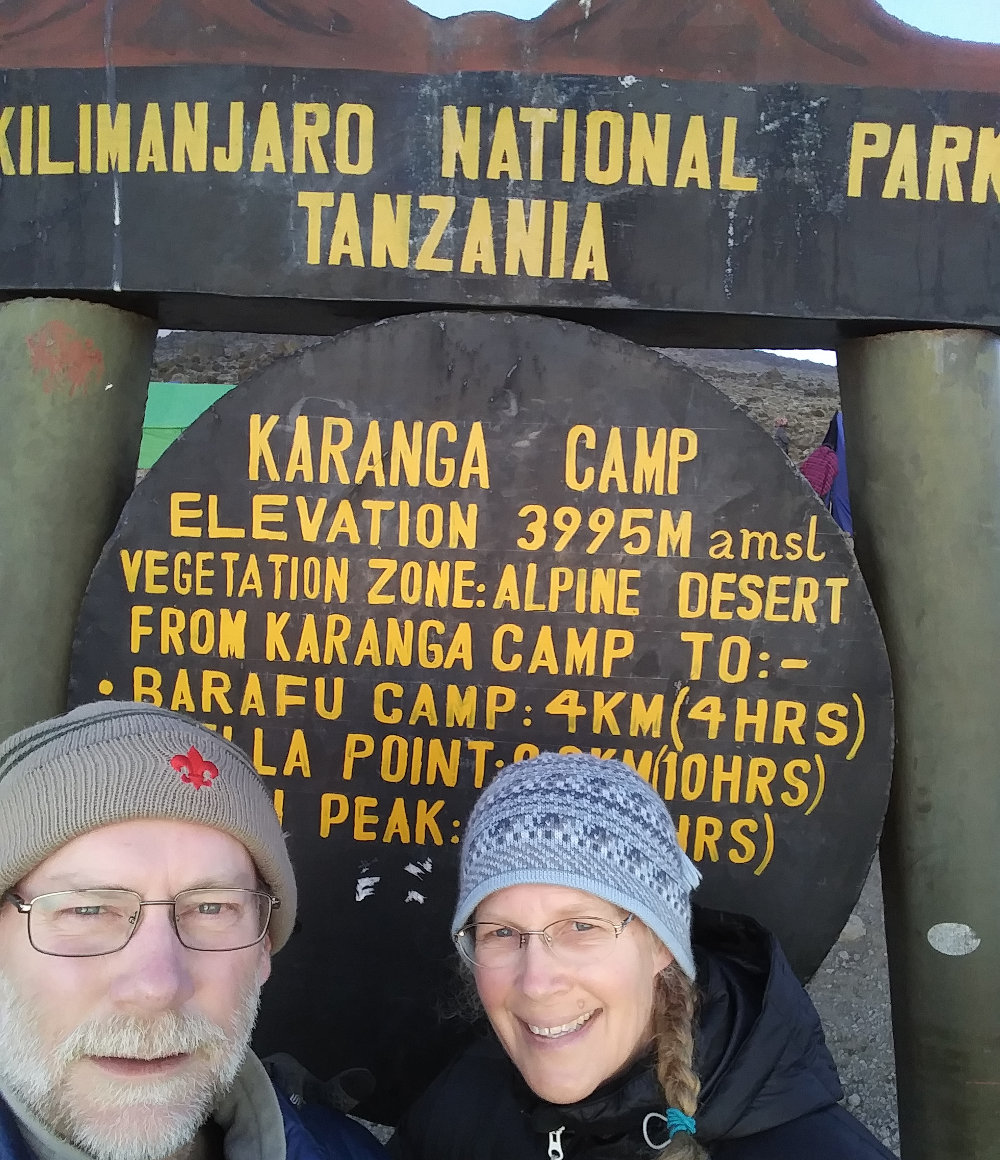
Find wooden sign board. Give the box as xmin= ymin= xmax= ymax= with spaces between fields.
xmin=69 ymin=313 xmax=893 ymax=1120
xmin=1 ymin=1 xmax=998 ymax=345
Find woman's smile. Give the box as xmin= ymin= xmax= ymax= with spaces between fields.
xmin=525 ymin=1009 xmax=598 ymax=1039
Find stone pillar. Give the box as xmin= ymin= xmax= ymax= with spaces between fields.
xmin=0 ymin=298 xmax=156 ymax=739
xmin=838 ymin=329 xmax=1000 ymax=1159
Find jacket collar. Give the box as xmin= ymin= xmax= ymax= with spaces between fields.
xmin=524 ymin=1052 xmax=663 ymax=1141
xmin=504 ymin=908 xmax=842 ymax=1147
xmin=0 ymin=1096 xmax=36 ymax=1160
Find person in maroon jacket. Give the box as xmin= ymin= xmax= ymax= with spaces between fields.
xmin=800 ymin=415 xmax=841 ymax=502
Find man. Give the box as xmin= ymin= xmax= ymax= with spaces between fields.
xmin=0 ymin=700 xmax=387 ymax=1160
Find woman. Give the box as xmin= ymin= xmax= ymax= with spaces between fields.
xmin=391 ymin=752 xmax=896 ymax=1159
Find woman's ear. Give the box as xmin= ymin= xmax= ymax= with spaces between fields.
xmin=653 ymin=942 xmax=675 ymax=975
xmin=642 ymin=923 xmax=676 ymax=976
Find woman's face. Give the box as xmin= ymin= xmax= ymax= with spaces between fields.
xmin=472 ymin=884 xmax=673 ymax=1104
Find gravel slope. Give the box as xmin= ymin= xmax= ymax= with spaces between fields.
xmin=808 ymin=862 xmax=898 ymax=1153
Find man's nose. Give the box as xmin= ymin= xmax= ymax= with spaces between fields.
xmin=107 ymin=904 xmax=195 ymax=1011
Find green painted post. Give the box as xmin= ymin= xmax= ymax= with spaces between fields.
xmin=838 ymin=329 xmax=1000 ymax=1159
xmin=0 ymin=298 xmax=156 ymax=740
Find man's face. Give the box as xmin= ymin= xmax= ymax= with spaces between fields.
xmin=0 ymin=819 xmax=272 ymax=1160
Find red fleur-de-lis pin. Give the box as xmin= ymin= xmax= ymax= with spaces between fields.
xmin=170 ymin=746 xmax=219 ymax=790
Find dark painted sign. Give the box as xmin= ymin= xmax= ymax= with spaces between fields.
xmin=1 ymin=65 xmax=998 ymax=339
xmin=69 ymin=313 xmax=893 ymax=1121
xmin=3 ymin=0 xmax=999 ymax=341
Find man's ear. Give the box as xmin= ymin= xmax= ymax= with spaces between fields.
xmin=258 ymin=935 xmax=273 ymax=985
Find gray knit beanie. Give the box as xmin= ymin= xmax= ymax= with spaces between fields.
xmin=452 ymin=752 xmax=701 ymax=979
xmin=0 ymin=700 xmax=296 ymax=951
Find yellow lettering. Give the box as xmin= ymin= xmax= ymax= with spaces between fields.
xmin=327 ymin=192 xmax=365 ymax=266
xmin=371 ymin=193 xmax=411 ymax=268
xmin=293 ymin=102 xmax=330 ymax=173
xmin=415 ymin=195 xmax=455 ymax=272
xmin=486 ymin=107 xmax=523 ymax=180
xmin=881 ymin=123 xmax=919 ymax=199
xmin=460 ymin=197 xmax=497 ymax=274
xmin=972 ymin=127 xmax=1000 ymax=203
xmin=172 ymin=102 xmax=208 ymax=172
xmin=250 ymin=103 xmax=286 ymax=172
xmin=442 ymin=105 xmax=480 ymax=179
xmin=926 ymin=124 xmax=972 ymax=201
xmin=719 ymin=117 xmax=757 ymax=191
xmin=847 ymin=122 xmax=891 ymax=197
xmin=585 ymin=111 xmax=624 ymax=185
xmin=674 ymin=116 xmax=710 ymax=189
xmin=627 ymin=113 xmax=669 ymax=185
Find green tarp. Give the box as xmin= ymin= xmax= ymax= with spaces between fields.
xmin=139 ymin=382 xmax=236 ymax=468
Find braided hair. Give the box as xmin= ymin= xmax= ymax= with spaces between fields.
xmin=649 ymin=960 xmax=707 ymax=1158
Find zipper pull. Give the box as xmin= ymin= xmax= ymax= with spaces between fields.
xmin=548 ymin=1126 xmax=566 ymax=1160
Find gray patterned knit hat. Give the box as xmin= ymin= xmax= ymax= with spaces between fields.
xmin=451 ymin=752 xmax=701 ymax=979
xmin=0 ymin=700 xmax=296 ymax=951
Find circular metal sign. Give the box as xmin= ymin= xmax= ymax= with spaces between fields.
xmin=70 ymin=312 xmax=892 ymax=1122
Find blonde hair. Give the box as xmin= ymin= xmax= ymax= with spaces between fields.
xmin=649 ymin=960 xmax=707 ymax=1158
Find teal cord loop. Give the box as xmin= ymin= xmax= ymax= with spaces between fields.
xmin=666 ymin=1109 xmax=697 ymax=1138
xmin=642 ymin=1108 xmax=697 ymax=1151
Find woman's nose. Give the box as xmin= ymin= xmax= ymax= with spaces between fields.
xmin=514 ymin=932 xmax=569 ymax=997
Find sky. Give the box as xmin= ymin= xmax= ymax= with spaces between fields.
xmin=409 ymin=0 xmax=1000 ymax=43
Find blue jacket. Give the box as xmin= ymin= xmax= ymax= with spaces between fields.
xmin=0 ymin=1082 xmax=388 ymax=1160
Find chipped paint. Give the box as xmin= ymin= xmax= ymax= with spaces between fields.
xmin=25 ymin=320 xmax=105 ymax=397
xmin=927 ymin=922 xmax=981 ymax=956
xmin=103 ymin=0 xmax=123 ymax=293
xmin=405 ymin=891 xmax=426 ymax=904
xmin=355 ymin=875 xmax=381 ymax=901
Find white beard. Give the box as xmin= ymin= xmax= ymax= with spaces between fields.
xmin=0 ymin=969 xmax=262 ymax=1160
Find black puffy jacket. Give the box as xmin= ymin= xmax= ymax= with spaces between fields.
xmin=390 ymin=910 xmax=896 ymax=1160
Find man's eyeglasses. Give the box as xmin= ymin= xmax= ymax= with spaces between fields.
xmin=455 ymin=913 xmax=635 ymax=969
xmin=3 ymin=887 xmax=279 ymax=957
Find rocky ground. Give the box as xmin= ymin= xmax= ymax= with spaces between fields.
xmin=809 ymin=862 xmax=898 ymax=1152
xmin=151 ymin=331 xmax=842 ymax=464
xmin=151 ymin=329 xmax=896 ymax=1150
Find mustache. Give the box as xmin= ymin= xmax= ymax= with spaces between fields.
xmin=56 ymin=1010 xmax=230 ymax=1066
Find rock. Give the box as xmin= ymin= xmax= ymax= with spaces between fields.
xmin=840 ymin=914 xmax=867 ymax=942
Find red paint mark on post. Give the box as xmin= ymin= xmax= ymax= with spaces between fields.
xmin=26 ymin=321 xmax=105 ymax=397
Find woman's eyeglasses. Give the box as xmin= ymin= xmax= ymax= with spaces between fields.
xmin=455 ymin=913 xmax=635 ymax=968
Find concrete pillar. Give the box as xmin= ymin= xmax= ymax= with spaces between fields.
xmin=0 ymin=298 xmax=156 ymax=739
xmin=838 ymin=329 xmax=1000 ymax=1159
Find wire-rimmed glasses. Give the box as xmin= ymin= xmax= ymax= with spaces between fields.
xmin=3 ymin=887 xmax=279 ymax=957
xmin=455 ymin=913 xmax=635 ymax=969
